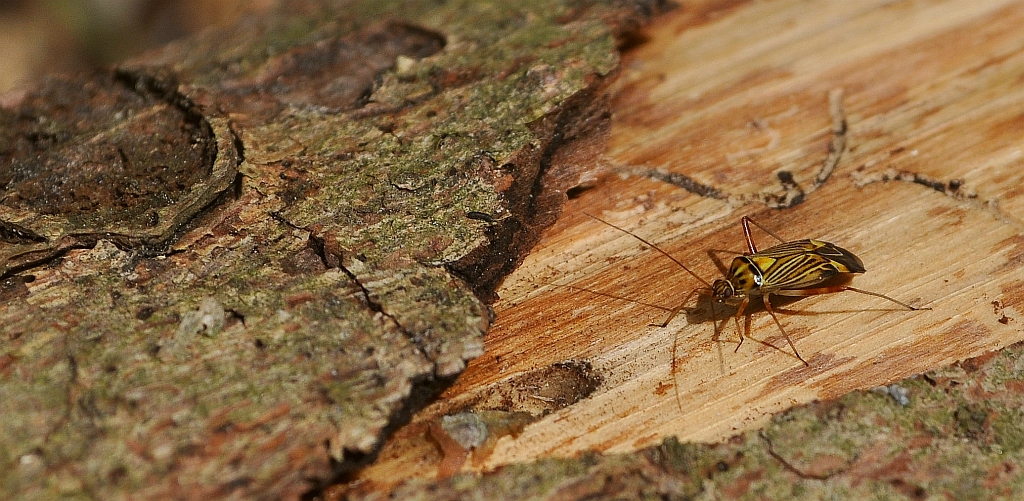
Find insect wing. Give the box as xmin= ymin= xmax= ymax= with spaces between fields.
xmin=750 ymin=239 xmax=863 ymax=290
xmin=808 ymin=239 xmax=865 ymax=274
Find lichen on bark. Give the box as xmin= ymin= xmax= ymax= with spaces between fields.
xmin=0 ymin=0 xmax=667 ymax=499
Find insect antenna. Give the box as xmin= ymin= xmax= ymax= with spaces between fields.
xmin=526 ymin=280 xmax=675 ymax=314
xmin=582 ymin=212 xmax=717 ymax=413
xmin=528 ymin=274 xmax=704 ymax=411
xmin=583 ymin=212 xmax=711 ymax=288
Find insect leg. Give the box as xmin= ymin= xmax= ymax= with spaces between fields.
xmin=762 ymin=294 xmax=809 ymax=366
xmin=740 ymin=217 xmax=759 ymax=254
xmin=772 ymin=285 xmax=928 ymax=311
xmin=741 ymin=215 xmax=788 ymax=248
xmin=667 ymin=287 xmax=708 ymax=413
xmin=732 ymin=314 xmax=749 ymax=354
xmin=731 ymin=296 xmax=751 ymax=352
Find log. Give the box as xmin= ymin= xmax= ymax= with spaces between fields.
xmin=354 ymin=0 xmax=1024 ymax=496
xmin=5 ymin=0 xmax=1024 ymax=498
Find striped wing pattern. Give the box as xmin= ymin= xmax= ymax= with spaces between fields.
xmin=747 ymin=239 xmax=866 ymax=291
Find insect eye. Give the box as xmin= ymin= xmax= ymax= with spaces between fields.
xmin=714 ymin=283 xmax=732 ymax=301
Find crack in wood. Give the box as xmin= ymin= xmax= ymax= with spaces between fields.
xmin=849 ymin=167 xmax=1024 ymax=231
xmin=619 ymin=90 xmax=848 ymax=210
xmin=851 ymin=168 xmax=977 ymax=201
xmin=618 ymin=168 xmax=729 ymax=200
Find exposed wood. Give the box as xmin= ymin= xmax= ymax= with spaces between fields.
xmin=356 ymin=0 xmax=1024 ymax=490
xmin=350 ymin=342 xmax=1024 ymax=500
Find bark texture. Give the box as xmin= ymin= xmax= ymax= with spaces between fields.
xmin=0 ymin=1 xmax=667 ymax=499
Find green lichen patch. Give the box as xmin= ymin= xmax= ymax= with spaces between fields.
xmin=1 ymin=0 xmax=667 ymax=499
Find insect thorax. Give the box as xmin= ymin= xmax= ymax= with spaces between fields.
xmin=726 ymin=256 xmax=764 ymax=295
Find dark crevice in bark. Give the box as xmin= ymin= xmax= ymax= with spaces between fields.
xmin=447 ymin=85 xmax=613 ymax=303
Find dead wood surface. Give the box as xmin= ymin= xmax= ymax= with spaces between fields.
xmin=356 ymin=341 xmax=1024 ymax=500
xmin=355 ymin=0 xmax=1024 ymax=493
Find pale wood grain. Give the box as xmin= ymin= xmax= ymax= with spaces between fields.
xmin=360 ymin=0 xmax=1024 ymax=483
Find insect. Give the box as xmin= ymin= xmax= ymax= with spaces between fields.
xmin=584 ymin=212 xmax=927 ymax=368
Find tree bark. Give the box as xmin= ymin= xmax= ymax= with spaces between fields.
xmin=0 ymin=0 xmax=666 ymax=499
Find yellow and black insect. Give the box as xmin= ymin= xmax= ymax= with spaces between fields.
xmin=585 ymin=212 xmax=927 ymax=366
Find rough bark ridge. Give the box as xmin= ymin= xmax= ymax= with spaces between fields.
xmin=0 ymin=1 xmax=667 ymax=498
